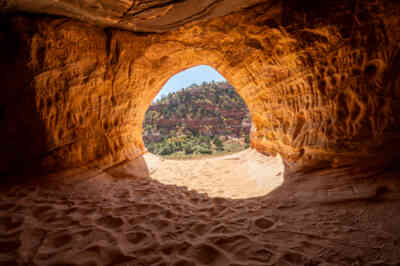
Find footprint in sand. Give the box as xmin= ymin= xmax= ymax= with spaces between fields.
xmin=188 ymin=243 xmax=229 ymax=265
xmin=126 ymin=231 xmax=148 ymax=245
xmin=96 ymin=215 xmax=124 ymax=229
xmin=39 ymin=231 xmax=74 ymax=254
xmin=254 ymin=217 xmax=274 ymax=230
xmin=172 ymin=258 xmax=196 ymax=266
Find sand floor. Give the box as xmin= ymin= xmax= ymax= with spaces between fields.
xmin=1 ymin=149 xmax=400 ymax=265
xmin=145 ymin=149 xmax=284 ymax=199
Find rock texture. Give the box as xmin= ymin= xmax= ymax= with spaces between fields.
xmin=1 ymin=0 xmax=267 ymax=32
xmin=0 ymin=156 xmax=399 ymax=265
xmin=1 ymin=1 xmax=400 ymax=265
xmin=0 ymin=0 xmax=400 ymax=176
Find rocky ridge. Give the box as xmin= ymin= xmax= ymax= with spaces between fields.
xmin=143 ymin=81 xmax=251 ymax=149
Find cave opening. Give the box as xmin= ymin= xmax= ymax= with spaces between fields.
xmin=143 ymin=65 xmax=251 ymax=158
xmin=141 ymin=65 xmax=284 ymax=199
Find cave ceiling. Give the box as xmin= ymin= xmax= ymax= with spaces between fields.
xmin=1 ymin=0 xmax=274 ymax=32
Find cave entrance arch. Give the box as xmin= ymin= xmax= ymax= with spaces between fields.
xmin=140 ymin=65 xmax=284 ymax=199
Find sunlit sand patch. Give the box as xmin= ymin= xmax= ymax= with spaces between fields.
xmin=144 ymin=149 xmax=284 ymax=199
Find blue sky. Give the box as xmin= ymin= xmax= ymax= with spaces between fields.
xmin=154 ymin=65 xmax=226 ymax=101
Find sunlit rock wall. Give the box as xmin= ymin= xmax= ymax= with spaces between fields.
xmin=0 ymin=0 xmax=399 ymax=175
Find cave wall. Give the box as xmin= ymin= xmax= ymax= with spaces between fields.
xmin=1 ymin=0 xmax=400 ymax=175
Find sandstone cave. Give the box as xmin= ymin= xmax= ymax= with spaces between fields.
xmin=0 ymin=0 xmax=400 ymax=265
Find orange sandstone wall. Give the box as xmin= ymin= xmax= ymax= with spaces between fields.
xmin=1 ymin=0 xmax=400 ymax=175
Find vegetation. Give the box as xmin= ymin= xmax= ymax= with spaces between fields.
xmin=143 ymin=81 xmax=251 ymax=158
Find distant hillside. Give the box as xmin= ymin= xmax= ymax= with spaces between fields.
xmin=143 ymin=81 xmax=251 ymax=157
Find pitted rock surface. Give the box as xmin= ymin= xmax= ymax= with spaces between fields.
xmin=1 ymin=1 xmax=400 ymax=175
xmin=1 ymin=0 xmax=268 ymax=32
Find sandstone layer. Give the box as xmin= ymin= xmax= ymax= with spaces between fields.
xmin=1 ymin=0 xmax=400 ymax=176
xmin=1 ymin=0 xmax=267 ymax=32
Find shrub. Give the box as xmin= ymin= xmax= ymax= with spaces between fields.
xmin=184 ymin=143 xmax=194 ymax=154
xmin=213 ymin=137 xmax=224 ymax=151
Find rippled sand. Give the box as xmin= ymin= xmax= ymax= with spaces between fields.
xmin=1 ymin=150 xmax=400 ymax=265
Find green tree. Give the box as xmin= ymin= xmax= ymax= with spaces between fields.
xmin=213 ymin=137 xmax=224 ymax=151
xmin=159 ymin=143 xmax=173 ymax=155
xmin=184 ymin=143 xmax=194 ymax=154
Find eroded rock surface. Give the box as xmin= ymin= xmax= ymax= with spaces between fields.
xmin=1 ymin=1 xmax=400 ymax=264
xmin=1 ymin=0 xmax=400 ymax=176
xmin=1 ymin=0 xmax=267 ymax=32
